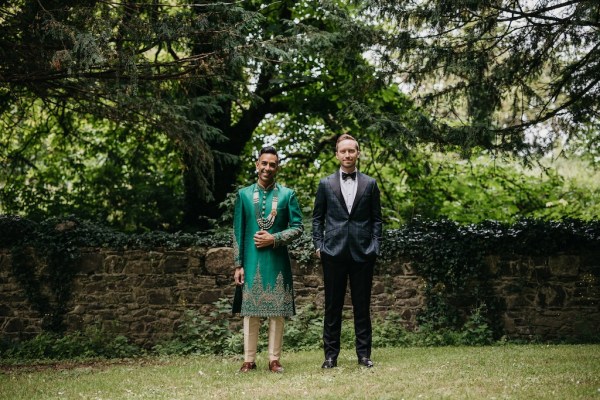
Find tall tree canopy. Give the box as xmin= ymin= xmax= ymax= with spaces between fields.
xmin=1 ymin=0 xmax=258 ymax=229
xmin=367 ymin=0 xmax=600 ymax=157
xmin=1 ymin=0 xmax=598 ymax=231
xmin=2 ymin=1 xmax=412 ymax=230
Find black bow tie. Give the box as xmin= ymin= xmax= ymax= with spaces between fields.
xmin=342 ymin=171 xmax=356 ymax=181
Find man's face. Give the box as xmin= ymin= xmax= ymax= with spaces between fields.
xmin=255 ymin=153 xmax=279 ymax=186
xmin=335 ymin=139 xmax=360 ymax=170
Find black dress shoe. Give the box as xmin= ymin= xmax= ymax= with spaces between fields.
xmin=358 ymin=357 xmax=374 ymax=368
xmin=321 ymin=358 xmax=337 ymax=368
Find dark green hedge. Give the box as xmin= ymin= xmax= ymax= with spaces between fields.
xmin=381 ymin=218 xmax=600 ymax=335
xmin=0 ymin=214 xmax=233 ymax=250
xmin=0 ymin=215 xmax=233 ymax=333
xmin=3 ymin=214 xmax=598 ymax=256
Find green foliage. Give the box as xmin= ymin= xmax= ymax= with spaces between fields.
xmin=248 ymin=116 xmax=600 ymax=230
xmin=0 ymin=299 xmax=558 ymax=364
xmin=283 ymin=303 xmax=328 ymax=351
xmin=371 ymin=312 xmax=412 ymax=348
xmin=383 ymin=218 xmax=487 ymax=331
xmin=153 ymin=299 xmax=243 ymax=356
xmin=0 ymin=326 xmax=140 ymax=362
xmin=366 ymin=0 xmax=600 ymax=156
xmin=153 ymin=300 xmax=497 ymax=357
xmin=7 ymin=216 xmax=82 ymax=333
xmin=2 ymin=1 xmax=600 ymax=233
xmin=0 ymin=215 xmax=232 ymax=251
xmin=0 ymin=1 xmax=263 ymax=229
xmin=0 ymin=112 xmax=185 ymax=232
xmin=459 ymin=304 xmax=495 ymax=346
xmin=381 ymin=217 xmax=600 ymax=336
xmin=1 ymin=214 xmax=232 ymax=334
xmin=372 ymin=150 xmax=600 ymax=227
xmin=373 ymin=307 xmax=493 ymax=347
xmin=288 ymin=231 xmax=318 ymax=266
xmin=2 ymin=0 xmax=410 ymax=230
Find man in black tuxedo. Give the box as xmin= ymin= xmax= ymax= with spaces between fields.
xmin=312 ymin=134 xmax=383 ymax=369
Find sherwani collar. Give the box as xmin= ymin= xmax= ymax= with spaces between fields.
xmin=256 ymin=181 xmax=277 ymax=191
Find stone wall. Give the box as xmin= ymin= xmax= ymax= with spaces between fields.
xmin=487 ymin=253 xmax=600 ymax=340
xmin=0 ymin=247 xmax=598 ymax=345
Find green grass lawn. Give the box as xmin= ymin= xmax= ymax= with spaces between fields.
xmin=1 ymin=345 xmax=599 ymax=399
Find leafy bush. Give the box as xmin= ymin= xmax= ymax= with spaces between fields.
xmin=460 ymin=304 xmax=495 ymax=346
xmin=153 ymin=299 xmax=243 ymax=356
xmin=282 ymin=303 xmax=324 ymax=351
xmin=0 ymin=214 xmax=233 ymax=251
xmin=0 ymin=298 xmax=502 ymax=364
xmin=372 ymin=312 xmax=412 ymax=348
xmin=0 ymin=326 xmax=141 ymax=362
xmin=153 ymin=299 xmax=497 ymax=358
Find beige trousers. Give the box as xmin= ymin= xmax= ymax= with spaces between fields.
xmin=243 ymin=316 xmax=284 ymax=363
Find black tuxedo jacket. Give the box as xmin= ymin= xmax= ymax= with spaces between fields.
xmin=312 ymin=171 xmax=383 ymax=263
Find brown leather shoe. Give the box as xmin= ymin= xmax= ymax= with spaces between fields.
xmin=268 ymin=360 xmax=284 ymax=373
xmin=239 ymin=362 xmax=256 ymax=372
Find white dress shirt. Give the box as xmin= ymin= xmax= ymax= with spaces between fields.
xmin=340 ymin=168 xmax=358 ymax=213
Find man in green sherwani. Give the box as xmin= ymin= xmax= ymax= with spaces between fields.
xmin=233 ymin=146 xmax=303 ymax=373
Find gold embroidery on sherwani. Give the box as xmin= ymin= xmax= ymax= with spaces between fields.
xmin=232 ymin=184 xmax=303 ymax=316
xmin=241 ymin=264 xmax=294 ymax=317
xmin=274 ymin=226 xmax=303 ymax=247
xmin=233 ymin=233 xmax=241 ymax=266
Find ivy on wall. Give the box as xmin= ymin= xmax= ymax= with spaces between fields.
xmin=1 ymin=215 xmax=599 ymax=336
xmin=381 ymin=218 xmax=600 ymax=336
xmin=4 ymin=217 xmax=82 ymax=332
xmin=0 ymin=215 xmax=233 ymax=333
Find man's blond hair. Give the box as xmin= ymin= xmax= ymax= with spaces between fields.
xmin=335 ymin=134 xmax=360 ymax=151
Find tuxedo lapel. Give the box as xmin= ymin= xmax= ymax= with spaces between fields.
xmin=328 ymin=172 xmax=349 ymax=214
xmin=350 ymin=172 xmax=367 ymax=215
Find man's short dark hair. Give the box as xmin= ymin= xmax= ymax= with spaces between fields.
xmin=259 ymin=146 xmax=279 ymax=161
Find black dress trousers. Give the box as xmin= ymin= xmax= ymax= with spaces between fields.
xmin=321 ymin=254 xmax=375 ymax=360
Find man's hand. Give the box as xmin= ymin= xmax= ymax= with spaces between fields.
xmin=254 ymin=230 xmax=275 ymax=248
xmin=315 ymin=249 xmax=321 ymax=259
xmin=234 ymin=267 xmax=244 ymax=285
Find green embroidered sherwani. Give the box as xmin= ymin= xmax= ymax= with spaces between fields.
xmin=233 ymin=183 xmax=304 ymax=317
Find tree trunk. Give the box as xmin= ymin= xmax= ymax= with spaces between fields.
xmin=180 ymin=105 xmax=271 ymax=230
xmin=179 ymin=2 xmax=292 ymax=230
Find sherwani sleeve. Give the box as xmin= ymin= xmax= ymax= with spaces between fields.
xmin=232 ymin=191 xmax=245 ymax=268
xmin=273 ymin=191 xmax=304 ymax=248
